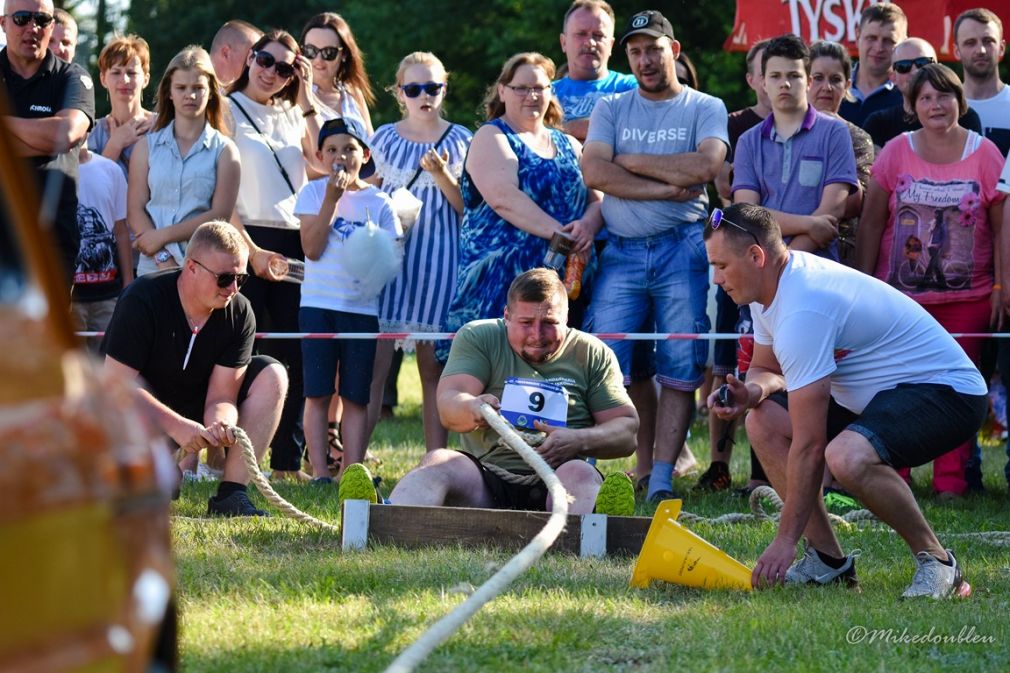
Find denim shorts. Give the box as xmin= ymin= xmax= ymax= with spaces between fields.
xmin=586 ymin=224 xmax=710 ymax=390
xmin=768 ymin=383 xmax=987 ymax=469
xmin=299 ymin=307 xmax=377 ymax=405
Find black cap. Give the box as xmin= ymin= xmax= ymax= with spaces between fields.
xmin=620 ymin=10 xmax=675 ymax=45
xmin=317 ymin=117 xmax=375 ymax=179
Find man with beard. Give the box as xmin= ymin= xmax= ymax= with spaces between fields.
xmin=955 ymin=8 xmax=1009 ymax=157
xmin=581 ymin=9 xmax=728 ymax=503
xmin=103 ymin=222 xmax=289 ymax=516
xmin=388 ymin=268 xmax=639 ymax=514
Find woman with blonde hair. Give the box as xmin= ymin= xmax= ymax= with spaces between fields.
xmin=89 ymin=35 xmax=155 ymax=174
xmin=299 ymin=12 xmax=375 ymax=135
xmin=127 ymin=45 xmax=240 ymax=277
xmin=437 ymin=52 xmax=602 ymax=361
xmin=368 ymin=51 xmax=472 ymax=450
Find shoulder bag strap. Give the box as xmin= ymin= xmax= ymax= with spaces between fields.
xmin=228 ymin=94 xmax=297 ymax=195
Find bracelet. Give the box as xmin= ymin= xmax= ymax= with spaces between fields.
xmin=302 ymin=106 xmax=318 ymax=117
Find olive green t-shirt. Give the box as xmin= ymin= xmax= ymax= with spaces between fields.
xmin=442 ymin=319 xmax=631 ymax=472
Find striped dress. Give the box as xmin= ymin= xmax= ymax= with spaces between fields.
xmin=371 ymin=122 xmax=473 ymax=337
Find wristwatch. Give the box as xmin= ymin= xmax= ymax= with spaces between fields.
xmin=155 ymin=250 xmax=172 ymax=264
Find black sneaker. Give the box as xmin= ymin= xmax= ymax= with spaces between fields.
xmin=207 ymin=490 xmax=268 ymax=517
xmin=693 ymin=461 xmax=732 ymax=492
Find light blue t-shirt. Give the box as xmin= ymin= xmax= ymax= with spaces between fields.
xmin=586 ymin=87 xmax=729 ymax=237
xmin=553 ymin=70 xmax=637 ymax=122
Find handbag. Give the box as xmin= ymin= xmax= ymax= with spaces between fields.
xmin=228 ymin=94 xmax=298 ymax=196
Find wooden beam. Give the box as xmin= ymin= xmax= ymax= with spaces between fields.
xmin=341 ymin=502 xmax=652 ymax=557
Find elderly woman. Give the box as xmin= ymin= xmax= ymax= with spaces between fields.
xmin=437 ymin=52 xmax=602 ymax=360
xmin=226 ymin=29 xmax=324 ymax=482
xmin=299 ymin=12 xmax=374 ymax=135
xmin=88 ymin=35 xmax=154 ymax=175
xmin=808 ymin=41 xmax=874 ymax=267
xmin=856 ymin=63 xmax=1005 ymax=498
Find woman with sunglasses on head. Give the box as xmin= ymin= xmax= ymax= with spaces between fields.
xmin=299 ymin=12 xmax=374 ymax=135
xmin=807 ymin=41 xmax=874 ymax=268
xmin=856 ymin=63 xmax=1006 ymax=499
xmin=434 ymin=52 xmax=602 ymax=361
xmin=88 ymin=35 xmax=154 ymax=176
xmin=128 ymin=46 xmax=239 ymax=279
xmin=366 ymin=52 xmax=472 ymax=451
xmin=225 ymin=29 xmax=324 ymax=482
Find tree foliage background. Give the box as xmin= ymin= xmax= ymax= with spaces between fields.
xmin=122 ymin=0 xmax=750 ymax=127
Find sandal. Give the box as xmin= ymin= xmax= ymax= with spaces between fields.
xmin=328 ymin=422 xmax=344 ymax=475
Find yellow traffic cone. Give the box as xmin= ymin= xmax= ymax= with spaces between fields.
xmin=631 ymin=499 xmax=753 ymax=591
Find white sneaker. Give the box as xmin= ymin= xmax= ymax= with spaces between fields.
xmin=785 ymin=544 xmax=859 ymax=587
xmin=902 ymin=550 xmax=971 ymax=599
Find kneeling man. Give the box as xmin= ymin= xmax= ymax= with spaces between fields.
xmin=103 ymin=221 xmax=288 ymax=516
xmin=390 ymin=268 xmax=638 ymax=513
xmin=705 ymin=204 xmax=986 ymax=598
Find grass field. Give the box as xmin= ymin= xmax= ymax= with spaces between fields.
xmin=173 ymin=356 xmax=1010 ymax=672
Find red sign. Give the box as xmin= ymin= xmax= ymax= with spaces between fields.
xmin=725 ymin=0 xmax=1010 ymax=60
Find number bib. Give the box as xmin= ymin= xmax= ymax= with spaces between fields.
xmin=500 ymin=377 xmax=569 ymax=430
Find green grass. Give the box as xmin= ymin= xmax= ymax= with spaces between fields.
xmin=173 ymin=356 xmax=1010 ymax=672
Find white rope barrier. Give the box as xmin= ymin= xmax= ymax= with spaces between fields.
xmin=382 ymin=404 xmax=569 ymax=673
xmin=78 ymin=330 xmax=1010 ymax=340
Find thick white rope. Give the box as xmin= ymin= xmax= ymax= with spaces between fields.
xmin=233 ymin=427 xmax=340 ymax=532
xmin=382 ymin=404 xmax=570 ymax=673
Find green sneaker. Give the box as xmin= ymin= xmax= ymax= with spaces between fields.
xmin=338 ymin=463 xmax=379 ymax=506
xmin=594 ymin=472 xmax=636 ymax=516
xmin=823 ymin=487 xmax=859 ymax=513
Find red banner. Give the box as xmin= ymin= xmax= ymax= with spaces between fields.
xmin=724 ymin=0 xmax=1010 ymax=60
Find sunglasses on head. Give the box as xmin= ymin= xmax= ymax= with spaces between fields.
xmin=400 ymin=81 xmax=445 ymax=98
xmin=5 ymin=10 xmax=54 ymax=28
xmin=253 ymin=50 xmax=295 ymax=79
xmin=192 ymin=259 xmax=249 ymax=289
xmin=708 ymin=208 xmax=760 ymax=247
xmin=893 ymin=56 xmax=935 ymax=74
xmin=302 ymin=44 xmax=342 ymax=61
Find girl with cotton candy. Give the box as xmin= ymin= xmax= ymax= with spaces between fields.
xmin=368 ymin=52 xmax=473 ymax=451
xmin=296 ymin=118 xmax=402 ymax=482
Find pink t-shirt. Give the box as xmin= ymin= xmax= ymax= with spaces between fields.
xmin=871 ymin=132 xmax=1005 ymax=304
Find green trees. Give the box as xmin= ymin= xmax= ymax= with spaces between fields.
xmin=124 ymin=0 xmax=748 ymax=126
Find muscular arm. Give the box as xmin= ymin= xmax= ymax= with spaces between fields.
xmin=4 ymin=109 xmax=90 ymax=156
xmin=534 ymin=403 xmax=638 ymax=466
xmin=436 ymin=372 xmax=498 ymax=433
xmin=203 ymin=363 xmax=245 ymax=437
xmin=612 ymin=137 xmax=727 ymax=186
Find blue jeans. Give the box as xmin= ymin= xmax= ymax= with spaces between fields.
xmin=586 ymin=224 xmax=709 ymax=390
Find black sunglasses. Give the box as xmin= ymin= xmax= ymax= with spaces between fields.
xmin=5 ymin=10 xmax=54 ymax=28
xmin=708 ymin=208 xmax=760 ymax=247
xmin=253 ymin=50 xmax=296 ymax=79
xmin=400 ymin=81 xmax=446 ymax=98
xmin=192 ymin=259 xmax=249 ymax=289
xmin=302 ymin=44 xmax=342 ymax=61
xmin=893 ymin=56 xmax=935 ymax=74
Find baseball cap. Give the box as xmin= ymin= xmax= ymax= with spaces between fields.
xmin=317 ymin=117 xmax=375 ymax=179
xmin=620 ymin=10 xmax=675 ymax=45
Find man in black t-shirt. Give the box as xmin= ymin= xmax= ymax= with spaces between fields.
xmin=103 ymin=222 xmax=289 ymax=517
xmin=1 ymin=0 xmax=94 ymax=284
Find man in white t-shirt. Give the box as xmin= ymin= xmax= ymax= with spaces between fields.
xmin=705 ymin=203 xmax=987 ymax=599
xmin=955 ymin=8 xmax=1009 ymax=157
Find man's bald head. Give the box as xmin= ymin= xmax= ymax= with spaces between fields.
xmin=210 ymin=20 xmax=262 ymax=87
xmin=891 ymin=37 xmax=937 ymax=94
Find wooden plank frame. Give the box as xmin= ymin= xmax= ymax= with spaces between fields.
xmin=340 ymin=502 xmax=652 ymax=557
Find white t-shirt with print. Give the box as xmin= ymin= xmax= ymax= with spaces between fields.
xmin=751 ymin=251 xmax=985 ymax=413
xmin=295 ymin=181 xmax=401 ymax=315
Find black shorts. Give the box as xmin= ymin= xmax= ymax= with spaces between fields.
xmin=459 ymin=451 xmax=604 ymax=511
xmin=767 ymin=383 xmax=987 ymax=469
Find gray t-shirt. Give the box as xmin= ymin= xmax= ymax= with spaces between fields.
xmin=586 ymin=87 xmax=728 ymax=238
xmin=585 ymin=86 xmax=727 ymax=235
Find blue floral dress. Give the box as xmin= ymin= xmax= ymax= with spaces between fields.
xmin=371 ymin=123 xmax=473 ymax=337
xmin=437 ymin=118 xmax=588 ymax=360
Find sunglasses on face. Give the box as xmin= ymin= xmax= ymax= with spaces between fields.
xmin=708 ymin=208 xmax=760 ymax=247
xmin=253 ymin=50 xmax=296 ymax=79
xmin=400 ymin=81 xmax=446 ymax=98
xmin=893 ymin=56 xmax=935 ymax=74
xmin=5 ymin=10 xmax=54 ymax=28
xmin=192 ymin=259 xmax=249 ymax=289
xmin=302 ymin=44 xmax=342 ymax=61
